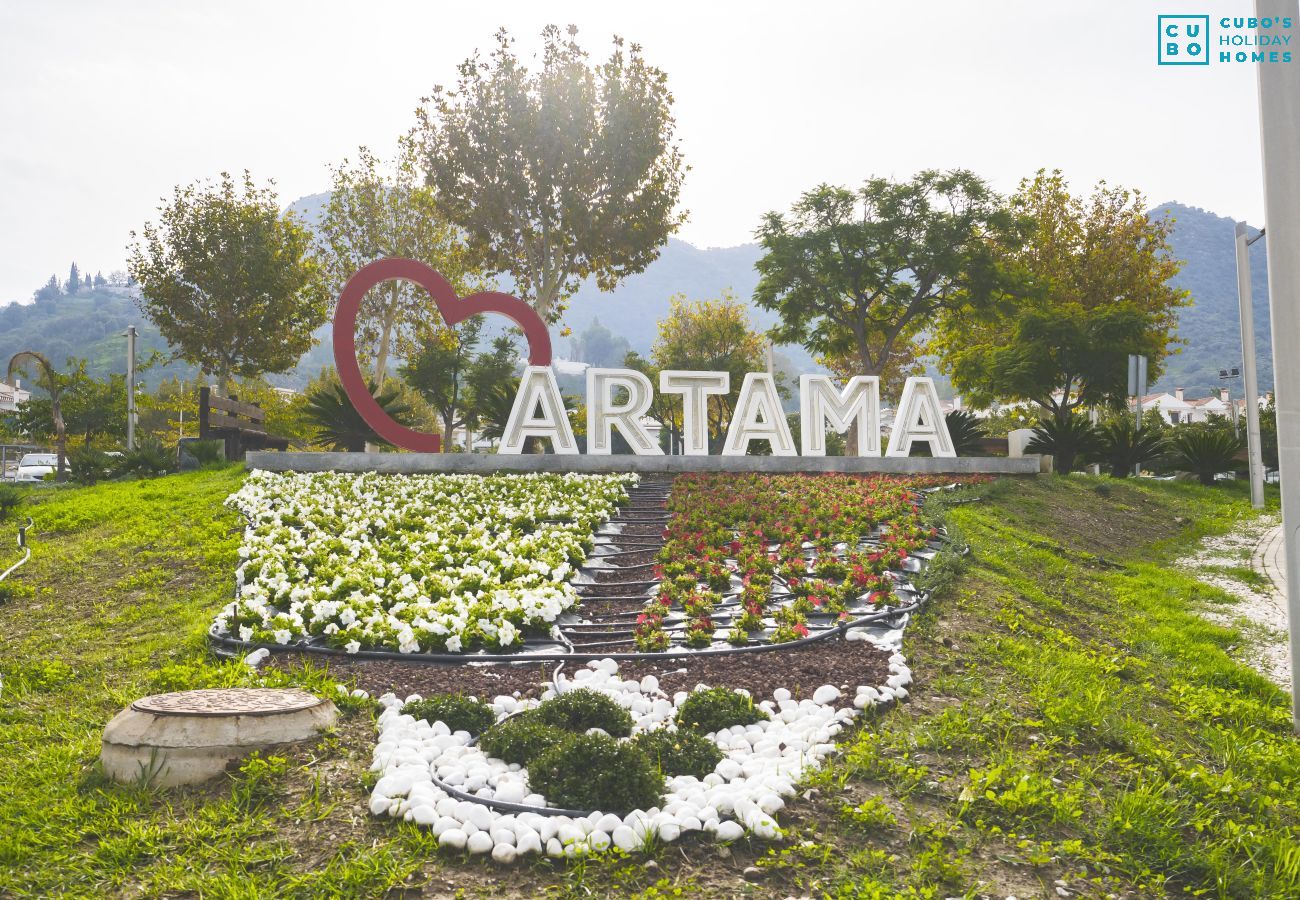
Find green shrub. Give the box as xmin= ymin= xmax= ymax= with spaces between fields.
xmin=119 ymin=437 xmax=173 ymax=478
xmin=0 ymin=484 xmax=23 ymax=521
xmin=184 ymin=439 xmax=226 ymax=465
xmin=676 ymin=687 xmax=768 ymax=735
xmin=631 ymin=727 xmax=724 ymax=778
xmin=479 ymin=713 xmax=573 ymax=765
xmin=528 ymin=732 xmax=662 ymax=813
xmin=402 ymin=694 xmax=495 ymax=736
xmin=1025 ymin=415 xmax=1102 ymax=475
xmin=1168 ymin=428 xmax=1244 ymax=486
xmin=1093 ymin=418 xmax=1167 ymax=478
xmin=68 ymin=447 xmax=116 ymax=485
xmin=534 ymin=687 xmax=634 ymax=737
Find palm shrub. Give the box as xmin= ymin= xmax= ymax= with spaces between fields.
xmin=119 ymin=437 xmax=173 ymax=478
xmin=68 ymin=447 xmax=117 ymax=485
xmin=303 ymin=378 xmax=411 ymax=452
xmin=1168 ymin=427 xmax=1244 ymax=486
xmin=0 ymin=484 xmax=22 ymax=521
xmin=1094 ymin=419 xmax=1166 ymax=478
xmin=1025 ymin=415 xmax=1102 ymax=475
xmin=944 ymin=410 xmax=988 ymax=456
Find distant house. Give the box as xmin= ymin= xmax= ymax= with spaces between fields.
xmin=0 ymin=380 xmax=30 ymax=413
xmin=1140 ymin=387 xmax=1236 ymax=424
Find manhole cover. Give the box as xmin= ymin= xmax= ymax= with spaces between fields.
xmin=132 ymin=688 xmax=324 ymax=717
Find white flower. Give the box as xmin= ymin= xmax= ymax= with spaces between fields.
xmin=344 ymin=640 xmax=361 ymax=654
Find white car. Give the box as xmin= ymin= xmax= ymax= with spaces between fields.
xmin=13 ymin=453 xmax=58 ymax=483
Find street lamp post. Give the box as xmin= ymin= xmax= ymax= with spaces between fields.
xmin=123 ymin=326 xmax=137 ymax=451
xmin=1254 ymin=0 xmax=1300 ymax=731
xmin=1235 ymin=225 xmax=1267 ymax=510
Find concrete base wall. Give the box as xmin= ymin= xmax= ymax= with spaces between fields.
xmin=246 ymin=451 xmax=1042 ymax=476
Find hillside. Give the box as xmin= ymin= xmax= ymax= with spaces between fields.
xmin=1152 ymin=202 xmax=1273 ymax=396
xmin=0 ymin=200 xmax=1275 ymax=397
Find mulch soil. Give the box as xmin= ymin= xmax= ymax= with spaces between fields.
xmin=273 ymin=634 xmax=891 ymax=705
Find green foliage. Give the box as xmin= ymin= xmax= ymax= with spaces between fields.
xmin=0 ymin=484 xmax=22 ymax=521
xmin=127 ymin=171 xmax=330 ymax=387
xmin=630 ymin=728 xmax=723 ymax=779
xmin=316 ymin=144 xmax=487 ymax=385
xmin=937 ymin=170 xmax=1186 ymax=420
xmin=1025 ymin=414 xmax=1102 ymax=474
xmin=478 ymin=713 xmax=573 ymax=766
xmin=755 ymin=170 xmax=1025 ymax=383
xmin=944 ymin=410 xmax=987 ymax=456
xmin=413 ymin=25 xmax=686 ymax=322
xmin=527 ymin=732 xmax=663 ymax=814
xmin=118 ymin=437 xmax=174 ymax=478
xmin=675 ymin=687 xmax=768 ymax=735
xmin=533 ymin=688 xmax=634 ymax=738
xmin=302 ymin=375 xmax=412 ymax=452
xmin=401 ymin=317 xmax=485 ymax=448
xmin=67 ymin=446 xmax=117 ymax=485
xmin=183 ymin=439 xmax=225 ymax=465
xmin=1094 ymin=418 xmax=1167 ymax=477
xmin=401 ymin=694 xmax=495 ymax=736
xmin=1168 ymin=427 xmax=1245 ymax=486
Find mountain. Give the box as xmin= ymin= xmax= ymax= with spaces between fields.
xmin=1151 ymin=202 xmax=1273 ymax=397
xmin=0 ymin=200 xmax=1276 ymax=399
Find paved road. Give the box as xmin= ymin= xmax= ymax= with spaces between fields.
xmin=1253 ymin=524 xmax=1288 ymax=596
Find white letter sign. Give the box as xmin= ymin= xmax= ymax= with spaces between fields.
xmin=659 ymin=371 xmax=729 ymax=456
xmin=723 ymin=373 xmax=796 ymax=456
xmin=586 ymin=368 xmax=663 ymax=455
xmin=885 ymin=377 xmax=955 ymax=457
xmin=799 ymin=375 xmax=881 ymax=457
xmin=499 ymin=366 xmax=578 ymax=455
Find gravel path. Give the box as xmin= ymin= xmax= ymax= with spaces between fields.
xmin=1180 ymin=516 xmax=1292 ymax=690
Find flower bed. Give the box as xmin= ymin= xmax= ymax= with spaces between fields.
xmin=368 ymin=640 xmax=914 ymax=860
xmin=213 ymin=471 xmax=635 ymax=654
xmin=634 ymin=474 xmax=972 ymax=651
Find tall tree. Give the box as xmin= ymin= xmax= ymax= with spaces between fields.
xmin=5 ymin=352 xmax=69 ymax=479
xmin=651 ymin=293 xmax=766 ymax=451
xmin=933 ymin=170 xmax=1186 ymax=425
xmin=571 ymin=317 xmax=631 ymax=367
xmin=93 ymin=270 xmax=107 ymax=288
xmin=66 ymin=262 xmax=80 ymax=294
xmin=464 ymin=335 xmax=522 ymax=443
xmin=315 ymin=145 xmax=485 ymax=385
xmin=127 ymin=171 xmax=330 ymax=392
xmin=412 ymin=25 xmax=687 ymax=324
xmin=754 ymin=170 xmax=1024 ymax=383
xmin=33 ymin=275 xmax=62 ymax=303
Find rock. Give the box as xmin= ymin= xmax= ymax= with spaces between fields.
xmin=812 ymin=685 xmax=841 ymax=705
xmin=439 ymin=828 xmax=468 ymax=849
xmin=773 ymin=687 xmax=792 ymax=702
xmin=611 ymin=825 xmax=640 ymax=851
xmin=743 ymin=866 xmax=765 ymax=882
xmin=491 ymin=843 xmax=517 ymax=864
xmin=715 ymin=820 xmax=744 ymax=842
xmin=467 ymin=830 xmax=494 ymax=854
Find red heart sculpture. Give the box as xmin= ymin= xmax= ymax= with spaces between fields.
xmin=332 ymin=258 xmax=553 ymax=452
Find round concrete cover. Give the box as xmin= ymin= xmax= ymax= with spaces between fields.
xmin=102 ymin=687 xmax=338 ymax=788
xmin=133 ymin=687 xmax=323 ymax=717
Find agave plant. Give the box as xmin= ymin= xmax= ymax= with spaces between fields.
xmin=304 ymin=378 xmax=411 ymax=452
xmin=1025 ymin=415 xmax=1102 ymax=474
xmin=944 ymin=410 xmax=988 ymax=456
xmin=1168 ymin=427 xmax=1244 ymax=486
xmin=1094 ymin=419 xmax=1166 ymax=478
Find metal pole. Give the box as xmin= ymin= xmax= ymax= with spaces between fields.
xmin=1136 ymin=355 xmax=1148 ymax=477
xmin=124 ymin=326 xmax=137 ymax=451
xmin=1238 ymin=222 xmax=1267 ymax=509
xmin=1254 ymin=0 xmax=1300 ymax=730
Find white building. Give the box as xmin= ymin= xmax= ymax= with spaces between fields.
xmin=1139 ymin=387 xmax=1235 ymax=424
xmin=0 ymin=380 xmax=30 ymax=413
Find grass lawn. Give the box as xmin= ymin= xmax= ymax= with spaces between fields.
xmin=0 ymin=469 xmax=1296 ymax=898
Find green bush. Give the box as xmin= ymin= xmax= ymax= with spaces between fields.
xmin=1168 ymin=428 xmax=1244 ymax=486
xmin=630 ymin=727 xmax=724 ymax=778
xmin=68 ymin=447 xmax=116 ymax=485
xmin=1094 ymin=419 xmax=1167 ymax=478
xmin=533 ymin=687 xmax=634 ymax=737
xmin=184 ymin=439 xmax=226 ymax=465
xmin=1026 ymin=415 xmax=1102 ymax=475
xmin=119 ymin=437 xmax=173 ymax=478
xmin=676 ymin=686 xmax=768 ymax=735
xmin=402 ymin=694 xmax=496 ymax=736
xmin=479 ymin=713 xmax=573 ymax=765
xmin=0 ymin=484 xmax=23 ymax=521
xmin=528 ymin=732 xmax=663 ymax=813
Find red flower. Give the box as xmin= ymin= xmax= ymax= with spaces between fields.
xmin=793 ymin=623 xmax=810 ymax=638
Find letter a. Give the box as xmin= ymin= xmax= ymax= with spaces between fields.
xmin=499 ymin=366 xmax=578 ymax=455
xmin=885 ymin=377 xmax=956 ymax=457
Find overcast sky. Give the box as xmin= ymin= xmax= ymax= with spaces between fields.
xmin=0 ymin=0 xmax=1270 ymax=305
